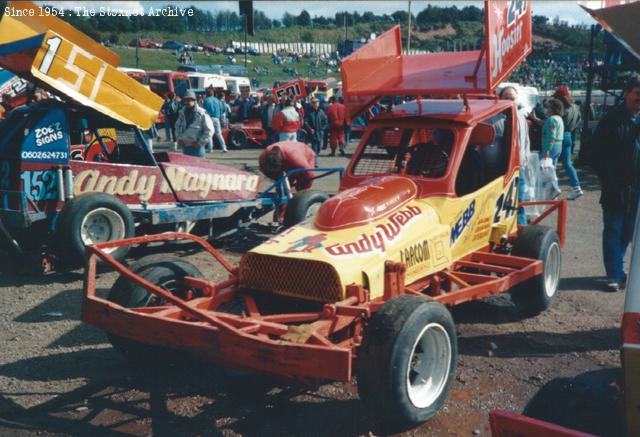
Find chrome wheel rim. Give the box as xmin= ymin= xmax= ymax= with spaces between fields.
xmin=80 ymin=208 xmax=125 ymax=254
xmin=406 ymin=323 xmax=452 ymax=409
xmin=544 ymin=242 xmax=561 ymax=298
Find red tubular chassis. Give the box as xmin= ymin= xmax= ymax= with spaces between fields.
xmin=82 ymin=200 xmax=566 ymax=383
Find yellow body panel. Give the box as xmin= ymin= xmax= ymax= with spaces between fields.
xmin=0 ymin=2 xmax=162 ymax=129
xmin=249 ymin=172 xmax=519 ymax=300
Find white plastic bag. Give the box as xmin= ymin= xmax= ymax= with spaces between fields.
xmin=521 ymin=153 xmax=543 ymax=219
xmin=539 ymin=156 xmax=558 ymax=200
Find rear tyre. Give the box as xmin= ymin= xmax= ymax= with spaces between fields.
xmin=523 ymin=369 xmax=623 ymax=437
xmin=283 ymin=190 xmax=328 ymax=227
xmin=510 ymin=225 xmax=561 ymax=316
xmin=107 ymin=256 xmax=203 ymax=361
xmin=357 ymin=296 xmax=457 ymax=432
xmin=228 ymin=129 xmax=248 ymax=149
xmin=55 ymin=193 xmax=135 ymax=267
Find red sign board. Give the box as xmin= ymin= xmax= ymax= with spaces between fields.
xmin=485 ymin=0 xmax=532 ymax=89
xmin=273 ymin=79 xmax=307 ymax=99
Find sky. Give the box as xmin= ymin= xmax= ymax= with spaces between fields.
xmin=40 ymin=1 xmax=604 ymax=26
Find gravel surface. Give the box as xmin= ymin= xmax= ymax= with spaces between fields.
xmin=0 ymin=142 xmax=625 ymax=436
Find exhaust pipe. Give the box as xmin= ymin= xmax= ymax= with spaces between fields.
xmin=63 ymin=167 xmax=73 ymax=200
xmin=56 ymin=167 xmax=64 ymax=202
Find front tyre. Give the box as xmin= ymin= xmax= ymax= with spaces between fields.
xmin=107 ymin=256 xmax=204 ymax=360
xmin=283 ymin=190 xmax=328 ymax=227
xmin=55 ymin=193 xmax=135 ymax=266
xmin=228 ymin=129 xmax=248 ymax=149
xmin=357 ymin=296 xmax=457 ymax=432
xmin=510 ymin=225 xmax=562 ymax=316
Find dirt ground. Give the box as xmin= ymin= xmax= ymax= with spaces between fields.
xmin=0 ymin=141 xmax=625 ymax=436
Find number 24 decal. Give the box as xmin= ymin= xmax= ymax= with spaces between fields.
xmin=494 ymin=177 xmax=519 ymax=223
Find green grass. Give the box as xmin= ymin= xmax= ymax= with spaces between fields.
xmin=103 ymin=22 xmax=396 ymax=47
xmin=114 ymin=47 xmax=340 ymax=87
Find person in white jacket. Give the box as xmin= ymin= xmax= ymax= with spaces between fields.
xmin=175 ymin=90 xmax=214 ymax=158
xmin=500 ymin=86 xmax=532 ymax=224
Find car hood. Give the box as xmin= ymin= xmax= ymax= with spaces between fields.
xmin=243 ymin=197 xmax=448 ymax=300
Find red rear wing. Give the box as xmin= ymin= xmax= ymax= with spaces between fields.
xmin=341 ymin=0 xmax=532 ymax=122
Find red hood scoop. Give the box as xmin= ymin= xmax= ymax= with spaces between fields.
xmin=315 ymin=176 xmax=418 ymax=231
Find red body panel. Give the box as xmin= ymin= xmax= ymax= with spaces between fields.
xmin=316 ymin=176 xmax=418 ymax=231
xmin=147 ymin=71 xmax=191 ymax=99
xmin=157 ymin=153 xmax=260 ymax=202
xmin=222 ymin=118 xmax=267 ymax=145
xmin=489 ymin=410 xmax=597 ymax=437
xmin=340 ymin=1 xmax=532 ymax=122
xmin=341 ymin=101 xmax=519 ymax=197
xmin=273 ymin=79 xmax=307 ymax=99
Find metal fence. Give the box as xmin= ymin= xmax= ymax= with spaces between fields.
xmin=230 ymin=41 xmax=336 ymax=55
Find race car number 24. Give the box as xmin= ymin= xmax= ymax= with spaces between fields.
xmin=493 ymin=177 xmax=519 ymax=223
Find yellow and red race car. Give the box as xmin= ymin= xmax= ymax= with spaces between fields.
xmin=82 ymin=1 xmax=568 ymax=432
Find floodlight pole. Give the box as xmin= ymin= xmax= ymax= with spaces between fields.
xmin=407 ymin=0 xmax=412 ymax=53
xmin=135 ymin=35 xmax=140 ymax=69
xmin=244 ymin=14 xmax=248 ymax=68
xmin=344 ymin=13 xmax=347 ymax=49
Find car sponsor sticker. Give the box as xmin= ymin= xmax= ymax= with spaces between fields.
xmin=324 ymin=205 xmax=422 ymax=257
xmin=400 ymin=239 xmax=430 ymax=269
xmin=159 ymin=166 xmax=260 ymax=198
xmin=450 ymin=199 xmax=476 ymax=245
xmin=20 ymin=108 xmax=69 ymax=163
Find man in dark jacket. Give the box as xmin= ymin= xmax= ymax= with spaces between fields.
xmin=590 ymin=76 xmax=640 ymax=291
xmin=304 ymin=98 xmax=328 ymax=155
xmin=261 ymin=95 xmax=278 ymax=145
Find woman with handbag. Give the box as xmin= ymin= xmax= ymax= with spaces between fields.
xmin=554 ymin=86 xmax=583 ymax=200
xmin=533 ymin=98 xmax=565 ymax=199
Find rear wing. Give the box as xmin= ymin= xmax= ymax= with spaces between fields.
xmin=0 ymin=1 xmax=162 ymax=129
xmin=340 ymin=0 xmax=532 ymax=122
xmin=579 ymin=0 xmax=640 ymax=60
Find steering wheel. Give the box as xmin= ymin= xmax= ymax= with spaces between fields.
xmin=85 ymin=135 xmax=119 ymax=162
xmin=421 ymin=150 xmax=450 ymax=178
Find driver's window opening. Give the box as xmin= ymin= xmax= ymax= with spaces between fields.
xmin=455 ymin=108 xmax=512 ymax=196
xmin=68 ymin=113 xmax=153 ymax=166
xmin=352 ymin=126 xmax=453 ymax=179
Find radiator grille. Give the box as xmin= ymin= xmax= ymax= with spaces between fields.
xmin=239 ymin=253 xmax=344 ymax=302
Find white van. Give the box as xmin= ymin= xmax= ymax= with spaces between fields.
xmin=187 ymin=72 xmax=228 ymax=91
xmin=497 ymin=82 xmax=540 ymax=114
xmin=225 ymin=76 xmax=252 ymax=96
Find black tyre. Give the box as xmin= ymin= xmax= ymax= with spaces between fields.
xmin=510 ymin=225 xmax=561 ymax=316
xmin=523 ymin=369 xmax=623 ymax=437
xmin=283 ymin=190 xmax=328 ymax=228
xmin=357 ymin=296 xmax=457 ymax=432
xmin=107 ymin=256 xmax=204 ymax=360
xmin=228 ymin=129 xmax=248 ymax=149
xmin=55 ymin=193 xmax=135 ymax=266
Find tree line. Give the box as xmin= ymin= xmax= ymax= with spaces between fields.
xmin=41 ymin=3 xmax=487 ymax=35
